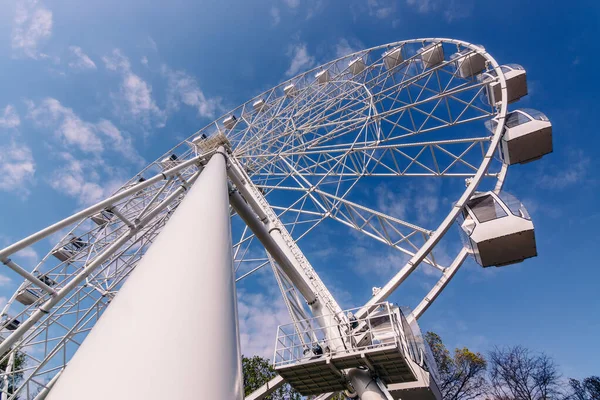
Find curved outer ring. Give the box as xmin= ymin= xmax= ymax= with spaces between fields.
xmin=124 ymin=38 xmax=512 ymax=320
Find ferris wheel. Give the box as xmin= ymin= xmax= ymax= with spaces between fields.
xmin=0 ymin=38 xmax=552 ymax=400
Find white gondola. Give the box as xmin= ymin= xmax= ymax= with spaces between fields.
xmin=51 ymin=247 xmax=73 ymax=262
xmin=284 ymin=83 xmax=296 ymax=97
xmin=223 ymin=115 xmax=237 ymax=130
xmin=315 ymin=70 xmax=330 ymax=84
xmin=481 ymin=64 xmax=527 ymax=104
xmin=3 ymin=318 xmax=20 ymax=331
xmin=348 ymin=58 xmax=366 ymax=75
xmin=252 ymin=99 xmax=267 ymax=112
xmin=159 ymin=154 xmax=178 ymax=170
xmin=383 ymin=47 xmax=404 ymax=70
xmin=191 ymin=133 xmax=208 ymax=145
xmin=91 ymin=209 xmax=114 ymax=226
xmin=459 ymin=191 xmax=536 ymax=267
xmin=452 ymin=47 xmax=486 ymax=78
xmin=16 ymin=289 xmax=39 ymax=306
xmin=486 ymin=109 xmax=553 ymax=165
xmin=37 ymin=274 xmax=57 ymax=287
xmin=419 ymin=43 xmax=444 ymax=69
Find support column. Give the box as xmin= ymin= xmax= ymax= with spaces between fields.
xmin=47 ymin=150 xmax=243 ymax=400
xmin=347 ymin=369 xmax=390 ymax=400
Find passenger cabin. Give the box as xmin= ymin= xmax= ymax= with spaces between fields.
xmin=253 ymin=99 xmax=267 ymax=112
xmin=284 ymin=83 xmax=297 ymax=97
xmin=4 ymin=317 xmax=20 ymax=331
xmin=315 ymin=70 xmax=330 ymax=84
xmin=460 ymin=191 xmax=536 ymax=267
xmin=16 ymin=289 xmax=39 ymax=306
xmin=486 ymin=109 xmax=553 ymax=165
xmin=52 ymin=235 xmax=87 ymax=262
xmin=452 ymin=47 xmax=486 ymax=78
xmin=383 ymin=47 xmax=404 ymax=70
xmin=160 ymin=154 xmax=178 ymax=170
xmin=191 ymin=133 xmax=208 ymax=146
xmin=481 ymin=64 xmax=527 ymax=104
xmin=223 ymin=115 xmax=237 ymax=130
xmin=348 ymin=58 xmax=366 ymax=75
xmin=419 ymin=43 xmax=444 ymax=69
xmin=37 ymin=274 xmax=57 ymax=287
xmin=91 ymin=209 xmax=114 ymax=226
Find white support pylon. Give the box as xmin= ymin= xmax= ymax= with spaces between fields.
xmin=46 ymin=149 xmax=243 ymax=400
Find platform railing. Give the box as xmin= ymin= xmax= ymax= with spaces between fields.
xmin=274 ymin=302 xmax=417 ymax=368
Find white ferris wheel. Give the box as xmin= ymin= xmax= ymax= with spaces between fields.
xmin=0 ymin=38 xmax=553 ymax=400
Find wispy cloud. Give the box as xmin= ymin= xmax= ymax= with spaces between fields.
xmin=285 ymin=43 xmax=315 ymax=77
xmin=537 ymin=148 xmax=591 ymax=190
xmin=103 ymin=49 xmax=166 ymax=127
xmin=335 ymin=38 xmax=364 ymax=59
xmin=405 ymin=0 xmax=472 ymax=22
xmin=68 ymin=46 xmax=96 ymax=70
xmin=270 ymin=6 xmax=281 ymax=25
xmin=48 ymin=152 xmax=126 ymax=205
xmin=0 ymin=105 xmax=21 ymax=128
xmin=406 ymin=0 xmax=434 ymax=13
xmin=26 ymin=98 xmax=145 ymax=164
xmin=11 ymin=0 xmax=53 ymax=59
xmin=0 ymin=141 xmax=36 ymax=195
xmin=163 ymin=67 xmax=223 ymax=120
xmin=368 ymin=0 xmax=396 ymax=18
xmin=27 ymin=98 xmax=104 ymax=152
xmin=283 ymin=0 xmax=300 ymax=8
xmin=238 ymin=291 xmax=291 ymax=358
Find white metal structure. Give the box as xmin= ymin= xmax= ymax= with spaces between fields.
xmin=0 ymin=38 xmax=551 ymax=399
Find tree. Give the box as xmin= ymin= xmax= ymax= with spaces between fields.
xmin=488 ymin=346 xmax=565 ymax=400
xmin=425 ymin=332 xmax=488 ymax=400
xmin=242 ymin=355 xmax=302 ymax=400
xmin=569 ymin=376 xmax=600 ymax=400
xmin=242 ymin=355 xmax=347 ymax=400
xmin=0 ymin=350 xmax=27 ymax=399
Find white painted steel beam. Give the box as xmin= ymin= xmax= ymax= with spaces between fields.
xmin=46 ymin=150 xmax=243 ymax=400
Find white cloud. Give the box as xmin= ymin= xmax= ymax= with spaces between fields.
xmin=103 ymin=49 xmax=165 ymax=127
xmin=0 ymin=141 xmax=36 ymax=194
xmin=335 ymin=38 xmax=363 ymax=59
xmin=285 ymin=43 xmax=315 ymax=77
xmin=11 ymin=0 xmax=53 ymax=59
xmin=141 ymin=56 xmax=148 ymax=66
xmin=0 ymin=275 xmax=10 ymax=287
xmin=26 ymin=98 xmax=145 ymax=164
xmin=283 ymin=0 xmax=300 ymax=8
xmin=48 ymin=152 xmax=125 ymax=205
xmin=238 ymin=292 xmax=291 ymax=358
xmin=270 ymin=6 xmax=281 ymax=25
xmin=68 ymin=46 xmax=96 ymax=70
xmin=15 ymin=246 xmax=39 ymax=265
xmin=368 ymin=0 xmax=395 ymax=18
xmin=0 ymin=105 xmax=21 ymax=128
xmin=96 ymin=120 xmax=146 ymax=166
xmin=163 ymin=67 xmax=223 ymax=119
xmin=538 ymin=149 xmax=590 ymax=190
xmin=27 ymin=98 xmax=103 ymax=152
xmin=406 ymin=0 xmax=434 ymax=13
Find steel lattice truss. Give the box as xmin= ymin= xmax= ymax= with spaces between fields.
xmin=0 ymin=38 xmax=508 ymax=399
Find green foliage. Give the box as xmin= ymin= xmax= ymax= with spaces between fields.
xmin=242 ymin=355 xmax=302 ymax=400
xmin=569 ymin=376 xmax=600 ymax=400
xmin=0 ymin=350 xmax=27 ymax=399
xmin=425 ymin=331 xmax=488 ymax=400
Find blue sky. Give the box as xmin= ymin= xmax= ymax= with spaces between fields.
xmin=0 ymin=0 xmax=599 ymax=383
